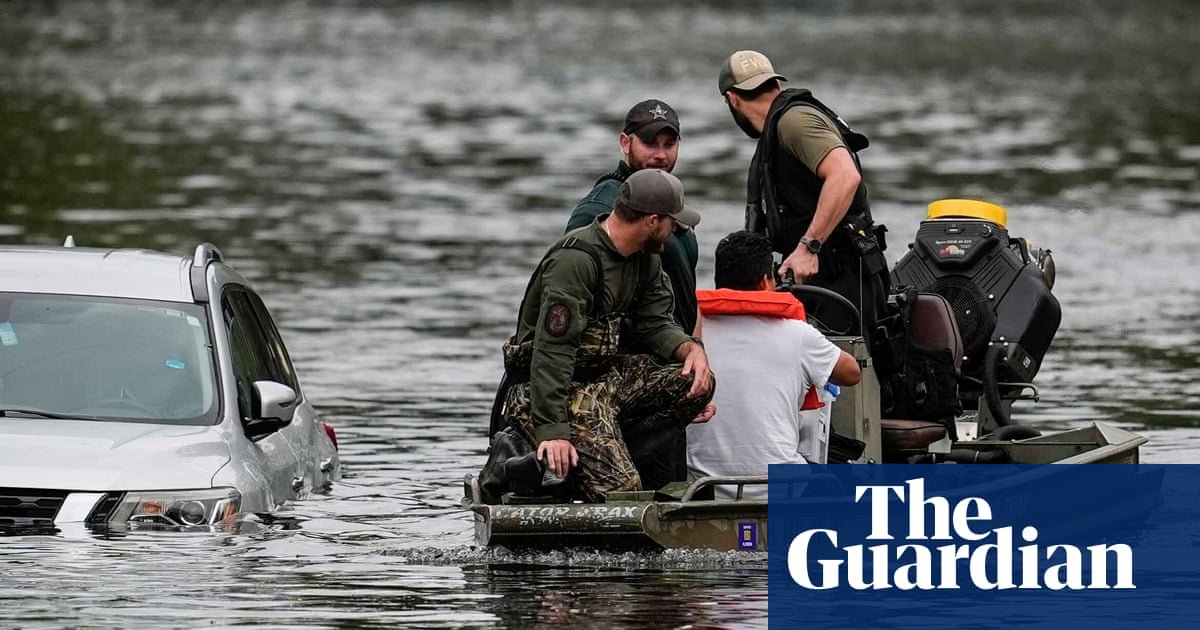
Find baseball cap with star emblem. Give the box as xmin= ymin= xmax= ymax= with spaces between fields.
xmin=623 ymin=99 xmax=681 ymax=141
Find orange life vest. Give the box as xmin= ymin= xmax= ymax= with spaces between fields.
xmin=696 ymin=289 xmax=824 ymax=410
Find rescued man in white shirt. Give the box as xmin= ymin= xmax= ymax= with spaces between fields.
xmin=687 ymin=231 xmax=861 ymax=499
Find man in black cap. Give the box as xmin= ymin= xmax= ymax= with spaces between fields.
xmin=718 ymin=50 xmax=889 ymax=343
xmin=501 ymin=169 xmax=714 ymax=501
xmin=565 ymin=99 xmax=703 ymax=491
xmin=566 ymin=99 xmax=699 ymax=335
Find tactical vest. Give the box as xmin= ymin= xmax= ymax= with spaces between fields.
xmin=746 ymin=88 xmax=874 ymax=255
xmin=503 ymin=237 xmax=652 ymax=377
xmin=591 ymin=164 xmax=699 ymax=335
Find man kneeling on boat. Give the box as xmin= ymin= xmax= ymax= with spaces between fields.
xmin=688 ymin=231 xmax=860 ymax=499
xmin=493 ymin=169 xmax=715 ymax=503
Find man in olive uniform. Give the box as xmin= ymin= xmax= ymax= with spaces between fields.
xmin=566 ymin=99 xmax=704 ymax=491
xmin=502 ymin=169 xmax=714 ymax=501
xmin=719 ymin=50 xmax=890 ymax=342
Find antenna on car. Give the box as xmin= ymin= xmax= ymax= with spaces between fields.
xmin=63 ymin=235 xmax=76 ymax=247
xmin=190 ymin=242 xmax=224 ymax=304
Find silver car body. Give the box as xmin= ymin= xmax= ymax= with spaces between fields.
xmin=0 ymin=244 xmax=339 ymax=528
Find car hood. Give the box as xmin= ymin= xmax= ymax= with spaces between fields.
xmin=0 ymin=418 xmax=231 ymax=491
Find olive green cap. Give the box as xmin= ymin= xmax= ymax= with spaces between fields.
xmin=617 ymin=169 xmax=701 ymax=228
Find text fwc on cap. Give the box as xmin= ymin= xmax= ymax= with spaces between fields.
xmin=623 ymin=99 xmax=681 ymax=141
xmin=718 ymin=50 xmax=788 ymax=94
xmin=617 ymin=169 xmax=701 ymax=228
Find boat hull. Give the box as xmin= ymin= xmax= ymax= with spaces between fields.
xmin=465 ymin=422 xmax=1150 ymax=551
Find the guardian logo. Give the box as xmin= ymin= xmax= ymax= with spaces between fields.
xmin=788 ymin=478 xmax=1135 ymax=591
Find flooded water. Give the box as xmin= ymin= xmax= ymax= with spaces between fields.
xmin=2 ymin=0 xmax=1199 ymax=626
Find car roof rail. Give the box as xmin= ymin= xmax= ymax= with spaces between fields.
xmin=190 ymin=242 xmax=223 ymax=303
xmin=63 ymin=235 xmax=76 ymax=247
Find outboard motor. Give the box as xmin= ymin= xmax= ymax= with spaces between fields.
xmin=891 ymin=199 xmax=1060 ymax=426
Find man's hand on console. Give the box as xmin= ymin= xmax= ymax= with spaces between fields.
xmin=778 ymin=246 xmax=819 ymax=282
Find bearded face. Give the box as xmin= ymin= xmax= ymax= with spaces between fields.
xmin=641 ymin=216 xmax=675 ymax=253
xmin=726 ymin=99 xmax=761 ymax=140
xmin=623 ymin=131 xmax=679 ymax=172
xmin=643 ymin=235 xmax=666 ymax=254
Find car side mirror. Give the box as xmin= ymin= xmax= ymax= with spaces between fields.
xmin=245 ymin=380 xmax=298 ymax=440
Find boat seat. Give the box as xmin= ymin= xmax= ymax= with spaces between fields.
xmin=879 ymin=292 xmax=963 ymax=462
xmin=881 ymin=419 xmax=947 ymax=450
xmin=880 ymin=419 xmax=948 ymax=462
xmin=910 ymin=293 xmax=964 ymax=370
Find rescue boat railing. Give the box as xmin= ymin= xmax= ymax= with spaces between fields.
xmin=678 ymin=476 xmax=768 ymax=502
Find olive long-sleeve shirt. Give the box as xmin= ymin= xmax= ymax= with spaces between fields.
xmin=515 ymin=219 xmax=694 ymax=443
xmin=567 ymin=162 xmax=700 ymax=334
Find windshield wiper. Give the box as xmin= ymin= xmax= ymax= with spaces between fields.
xmin=0 ymin=407 xmax=80 ymax=420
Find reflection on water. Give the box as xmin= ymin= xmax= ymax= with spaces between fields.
xmin=2 ymin=1 xmax=1199 ymax=626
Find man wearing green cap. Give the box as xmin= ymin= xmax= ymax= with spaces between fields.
xmin=718 ymin=50 xmax=889 ymax=342
xmin=500 ymin=169 xmax=715 ymax=501
xmin=565 ymin=99 xmax=704 ymax=491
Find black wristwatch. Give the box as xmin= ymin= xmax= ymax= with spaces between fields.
xmin=801 ymin=236 xmax=822 ymax=254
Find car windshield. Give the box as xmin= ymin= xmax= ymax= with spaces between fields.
xmin=0 ymin=293 xmax=218 ymax=425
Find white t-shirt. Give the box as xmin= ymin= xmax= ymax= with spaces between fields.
xmin=686 ymin=314 xmax=841 ymax=499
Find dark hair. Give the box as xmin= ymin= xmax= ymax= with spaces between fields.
xmin=731 ymin=78 xmax=780 ymax=102
xmin=612 ymin=199 xmax=641 ymax=222
xmin=715 ymin=231 xmax=773 ymax=290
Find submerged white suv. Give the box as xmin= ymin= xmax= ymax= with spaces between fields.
xmin=0 ymin=242 xmax=340 ymax=532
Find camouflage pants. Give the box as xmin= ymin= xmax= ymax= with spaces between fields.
xmin=504 ymin=354 xmax=714 ymax=502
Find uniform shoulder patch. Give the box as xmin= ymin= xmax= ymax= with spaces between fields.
xmin=546 ymin=303 xmax=572 ymax=337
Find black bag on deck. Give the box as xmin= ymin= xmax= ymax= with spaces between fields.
xmin=478 ymin=427 xmax=571 ymax=505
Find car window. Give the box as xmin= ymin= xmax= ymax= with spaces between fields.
xmin=221 ymin=288 xmax=299 ymax=419
xmin=223 ymin=289 xmax=272 ymax=419
xmin=247 ymin=292 xmax=300 ymax=392
xmin=0 ymin=292 xmax=218 ymax=424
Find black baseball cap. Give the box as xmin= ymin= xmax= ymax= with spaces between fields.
xmin=623 ymin=99 xmax=681 ymax=141
xmin=617 ymin=169 xmax=701 ymax=228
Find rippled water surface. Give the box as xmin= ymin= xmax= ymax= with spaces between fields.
xmin=3 ymin=1 xmax=1199 ymax=626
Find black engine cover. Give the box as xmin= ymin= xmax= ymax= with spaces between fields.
xmin=892 ymin=219 xmax=1061 ymax=382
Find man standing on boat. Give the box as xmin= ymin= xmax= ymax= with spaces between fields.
xmin=719 ymin=50 xmax=889 ymax=344
xmin=688 ymin=231 xmax=860 ymax=498
xmin=502 ymin=169 xmax=714 ymax=502
xmin=565 ymin=99 xmax=704 ymax=492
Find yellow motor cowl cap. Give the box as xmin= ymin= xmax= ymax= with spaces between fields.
xmin=927 ymin=199 xmax=1007 ymax=228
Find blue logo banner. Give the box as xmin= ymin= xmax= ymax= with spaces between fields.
xmin=768 ymin=464 xmax=1200 ymax=629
